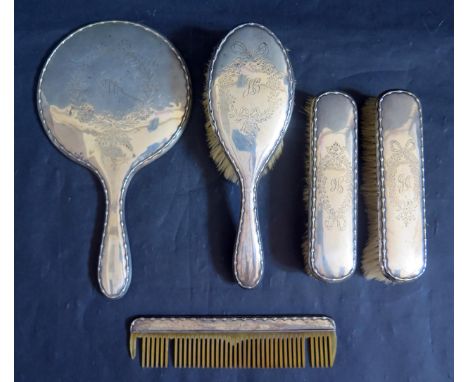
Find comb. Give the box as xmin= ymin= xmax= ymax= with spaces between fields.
xmin=129 ymin=316 xmax=336 ymax=368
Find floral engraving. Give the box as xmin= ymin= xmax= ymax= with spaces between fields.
xmin=49 ymin=102 xmax=183 ymax=168
xmin=316 ymin=142 xmax=353 ymax=231
xmin=216 ymin=41 xmax=287 ymax=151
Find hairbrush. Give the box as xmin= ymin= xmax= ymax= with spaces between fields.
xmin=37 ymin=21 xmax=191 ymax=298
xmin=204 ymin=23 xmax=294 ymax=288
xmin=361 ymin=90 xmax=426 ymax=282
xmin=130 ymin=316 xmax=336 ymax=368
xmin=303 ymin=92 xmax=358 ymax=281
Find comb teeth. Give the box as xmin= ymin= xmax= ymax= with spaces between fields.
xmin=131 ymin=332 xmax=336 ymax=368
xmin=140 ymin=336 xmax=169 ymax=368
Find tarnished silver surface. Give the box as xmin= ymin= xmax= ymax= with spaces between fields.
xmin=306 ymin=92 xmax=357 ymax=281
xmin=131 ymin=316 xmax=336 ymax=334
xmin=207 ymin=23 xmax=294 ymax=288
xmin=37 ymin=21 xmax=191 ymax=298
xmin=377 ymin=90 xmax=426 ymax=281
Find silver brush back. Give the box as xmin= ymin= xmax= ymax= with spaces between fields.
xmin=362 ymin=90 xmax=427 ymax=282
xmin=206 ymin=23 xmax=294 ymax=288
xmin=304 ymin=92 xmax=358 ymax=281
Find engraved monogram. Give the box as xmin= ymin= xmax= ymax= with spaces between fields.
xmin=244 ymin=78 xmax=261 ymax=96
xmin=386 ymin=139 xmax=420 ymax=226
xmin=316 ymin=142 xmax=353 ymax=231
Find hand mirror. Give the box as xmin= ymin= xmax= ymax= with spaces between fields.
xmin=37 ymin=21 xmax=191 ymax=298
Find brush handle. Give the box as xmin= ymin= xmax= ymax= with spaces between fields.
xmin=98 ymin=181 xmax=131 ymax=299
xmin=234 ymin=182 xmax=263 ymax=288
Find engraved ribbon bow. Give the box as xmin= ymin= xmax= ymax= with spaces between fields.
xmin=231 ymin=41 xmax=269 ymax=59
xmin=390 ymin=139 xmax=416 ymax=163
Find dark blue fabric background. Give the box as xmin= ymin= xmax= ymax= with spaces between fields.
xmin=15 ymin=0 xmax=453 ymax=381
